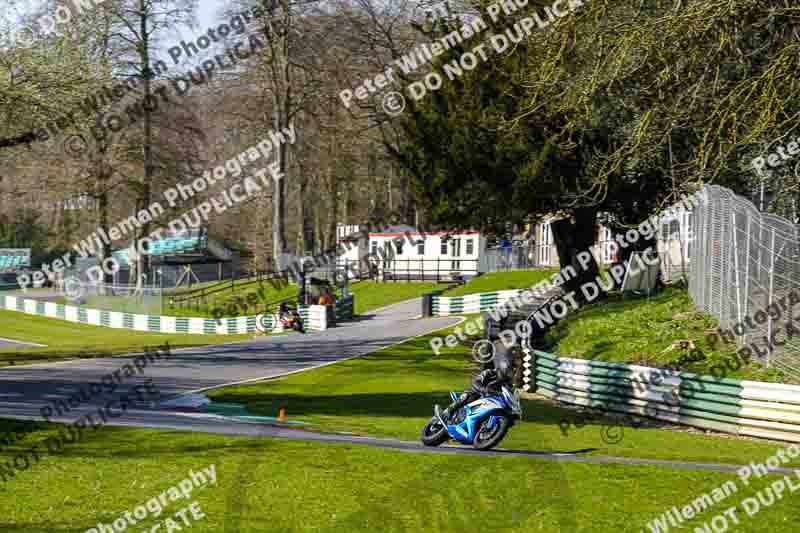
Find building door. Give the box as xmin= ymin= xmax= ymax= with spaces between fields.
xmin=383 ymin=242 xmax=392 ymax=269
xmin=451 ymin=238 xmax=461 ymax=270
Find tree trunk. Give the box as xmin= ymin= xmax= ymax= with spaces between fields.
xmin=135 ymin=0 xmax=154 ymax=290
xmin=297 ymin=173 xmax=306 ymax=254
xmin=272 ymin=126 xmax=288 ymax=266
xmin=96 ymin=151 xmax=113 ymax=286
xmin=269 ymin=0 xmax=292 ymax=269
xmin=313 ymin=201 xmax=323 ymax=255
xmin=550 ymin=207 xmax=600 ymax=303
xmin=326 ymin=169 xmax=338 ymax=255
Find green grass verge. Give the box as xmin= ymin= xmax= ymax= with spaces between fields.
xmin=47 ymin=280 xmax=298 ymax=318
xmin=1 ymin=419 xmax=799 ymax=532
xmin=166 ymin=278 xmax=233 ymax=296
xmin=164 ymin=281 xmax=298 ymax=318
xmin=346 ymin=281 xmax=450 ymax=314
xmin=443 ymin=268 xmax=557 ymax=296
xmin=208 ymin=321 xmax=800 ymax=467
xmin=0 ymin=309 xmax=249 ymax=367
xmin=546 ymin=285 xmax=787 ymax=383
xmin=49 ymin=282 xmax=450 ymax=319
xmin=50 ymin=295 xmax=165 ymax=316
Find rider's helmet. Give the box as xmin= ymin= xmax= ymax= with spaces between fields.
xmin=279 ymin=302 xmax=289 ymax=314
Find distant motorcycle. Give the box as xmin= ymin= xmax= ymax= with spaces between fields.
xmin=278 ymin=308 xmax=305 ymax=333
xmin=421 ymin=386 xmax=522 ymax=450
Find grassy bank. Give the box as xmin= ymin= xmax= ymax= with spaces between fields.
xmin=444 ymin=269 xmax=557 ymax=296
xmin=1 ymin=418 xmax=798 ymax=532
xmin=52 ymin=281 xmax=449 ymax=319
xmin=545 ymin=286 xmax=786 ymax=383
xmin=0 ymin=309 xmax=249 ymax=367
xmin=346 ymin=281 xmax=450 ymax=314
xmin=208 ymin=320 xmax=797 ymax=466
xmin=47 ymin=280 xmax=298 ymax=318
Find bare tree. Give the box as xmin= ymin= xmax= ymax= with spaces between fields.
xmin=94 ymin=0 xmax=196 ymax=286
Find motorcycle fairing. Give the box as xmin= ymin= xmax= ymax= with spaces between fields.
xmin=446 ymin=394 xmax=508 ymax=444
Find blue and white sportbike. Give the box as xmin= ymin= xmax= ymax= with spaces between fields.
xmin=421 ymin=386 xmax=522 ymax=450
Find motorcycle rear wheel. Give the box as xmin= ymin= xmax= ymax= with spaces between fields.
xmin=420 ymin=417 xmax=449 ymax=447
xmin=473 ymin=414 xmax=511 ymax=450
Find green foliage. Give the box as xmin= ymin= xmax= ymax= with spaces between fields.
xmin=0 ymin=208 xmax=49 ymax=249
xmin=0 ymin=207 xmax=74 ymax=268
xmin=391 ymin=0 xmax=800 ymax=231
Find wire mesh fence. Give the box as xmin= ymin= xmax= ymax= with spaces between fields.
xmin=678 ymin=185 xmax=800 ymax=377
xmin=483 ymin=244 xmax=538 ymax=272
xmin=59 ymin=257 xmax=164 ymax=315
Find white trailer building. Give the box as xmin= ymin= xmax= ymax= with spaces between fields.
xmin=336 ymin=224 xmax=487 ymax=280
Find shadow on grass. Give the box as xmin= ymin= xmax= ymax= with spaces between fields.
xmin=209 ymin=389 xmax=629 ymax=434
xmin=212 ymin=391 xmax=455 ymax=419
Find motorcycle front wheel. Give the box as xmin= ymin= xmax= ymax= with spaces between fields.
xmin=473 ymin=414 xmax=511 ymax=450
xmin=420 ymin=417 xmax=449 ymax=447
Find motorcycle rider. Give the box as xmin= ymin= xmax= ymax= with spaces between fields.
xmin=278 ymin=302 xmax=304 ymax=331
xmin=434 ymin=341 xmax=515 ymax=423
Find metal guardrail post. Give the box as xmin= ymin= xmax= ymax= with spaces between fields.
xmin=742 ymin=214 xmax=751 ymax=347
xmin=767 ymin=227 xmax=777 ymax=367
xmin=731 ymin=211 xmax=743 ymax=336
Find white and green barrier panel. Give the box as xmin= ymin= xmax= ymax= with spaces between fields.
xmin=334 ymin=295 xmax=355 ymax=320
xmin=0 ymin=294 xmax=349 ymax=334
xmin=525 ymin=350 xmax=800 ymax=443
xmin=432 ymin=289 xmax=523 ymax=316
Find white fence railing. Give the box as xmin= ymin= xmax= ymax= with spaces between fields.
xmin=675 ymin=185 xmax=800 ymax=377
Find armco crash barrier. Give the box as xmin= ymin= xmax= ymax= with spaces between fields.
xmin=527 ymin=350 xmax=800 ymax=443
xmin=334 ymin=295 xmax=354 ymax=320
xmin=0 ymin=294 xmax=354 ymax=334
xmin=432 ymin=290 xmax=523 ymax=316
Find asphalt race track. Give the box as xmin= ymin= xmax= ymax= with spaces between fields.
xmin=0 ymin=298 xmax=460 ymax=425
xmin=0 ymin=298 xmax=791 ymax=472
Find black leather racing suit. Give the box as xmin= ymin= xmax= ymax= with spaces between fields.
xmin=438 ymin=335 xmax=516 ymax=418
xmin=441 ymin=369 xmax=502 ymax=417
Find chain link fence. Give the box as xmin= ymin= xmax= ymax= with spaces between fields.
xmin=59 ymin=257 xmax=164 ymax=315
xmin=678 ymin=185 xmax=800 ymax=377
xmin=483 ymin=243 xmax=537 ymax=272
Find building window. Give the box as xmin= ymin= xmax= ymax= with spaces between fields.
xmin=440 ymin=241 xmax=447 ymax=255
xmin=418 ymin=241 xmax=425 ymax=255
xmin=466 ymin=239 xmax=474 ymax=255
xmin=383 ymin=242 xmax=392 ymax=268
